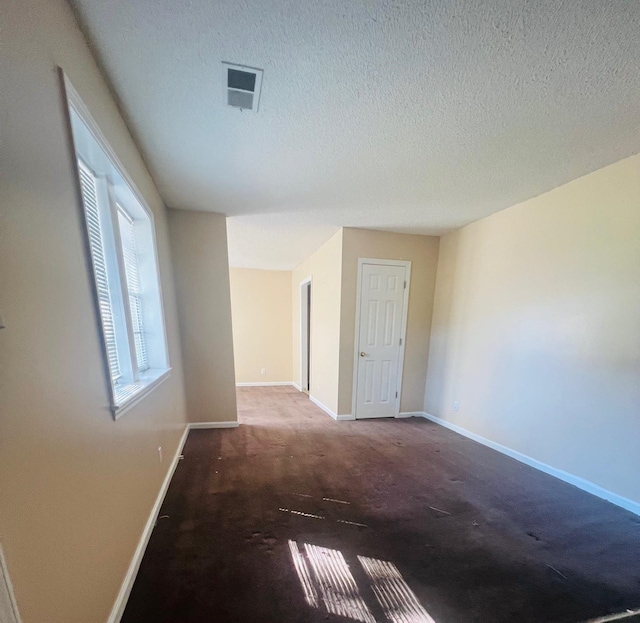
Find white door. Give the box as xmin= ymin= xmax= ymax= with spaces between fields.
xmin=355 ymin=262 xmax=408 ymax=419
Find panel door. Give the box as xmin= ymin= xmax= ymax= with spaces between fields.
xmin=355 ymin=263 xmax=406 ymax=419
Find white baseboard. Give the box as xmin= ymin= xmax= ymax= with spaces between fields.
xmin=292 ymin=381 xmax=302 ymax=392
xmin=236 ymin=382 xmax=294 ymax=387
xmin=308 ymin=395 xmax=354 ymax=421
xmin=397 ymin=411 xmax=422 ymax=418
xmin=108 ymin=424 xmax=190 ymax=623
xmin=108 ymin=419 xmax=240 ymax=621
xmin=336 ymin=413 xmax=356 ymax=421
xmin=309 ymin=395 xmax=337 ymax=418
xmin=418 ymin=412 xmax=640 ymax=517
xmin=188 ymin=421 xmax=239 ymax=429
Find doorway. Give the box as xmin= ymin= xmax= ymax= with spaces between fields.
xmin=353 ymin=259 xmax=410 ymax=419
xmin=300 ymin=278 xmax=311 ymax=393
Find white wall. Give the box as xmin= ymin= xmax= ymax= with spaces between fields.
xmin=230 ymin=268 xmax=293 ymax=384
xmin=425 ymin=154 xmax=640 ymax=506
xmin=292 ymin=231 xmax=343 ymax=414
xmin=338 ymin=228 xmax=440 ymax=415
xmin=0 ymin=1 xmax=188 ymax=621
xmin=168 ymin=209 xmax=238 ymax=423
xmin=291 ymin=228 xmax=441 ymax=418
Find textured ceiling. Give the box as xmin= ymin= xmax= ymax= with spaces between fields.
xmin=70 ymin=0 xmax=640 ymax=269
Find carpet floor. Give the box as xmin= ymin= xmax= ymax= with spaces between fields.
xmin=122 ymin=386 xmax=640 ymax=623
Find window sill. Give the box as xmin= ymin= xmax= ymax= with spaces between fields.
xmin=112 ymin=368 xmax=172 ymax=419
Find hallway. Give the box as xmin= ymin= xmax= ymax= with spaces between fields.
xmin=122 ymin=387 xmax=640 ymax=623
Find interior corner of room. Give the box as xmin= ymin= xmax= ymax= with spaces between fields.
xmin=1 ymin=1 xmax=639 ymax=622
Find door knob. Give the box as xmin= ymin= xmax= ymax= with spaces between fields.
xmin=360 ymin=352 xmax=367 ymax=357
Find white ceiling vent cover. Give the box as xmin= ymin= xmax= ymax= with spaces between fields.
xmin=222 ymin=62 xmax=263 ymax=112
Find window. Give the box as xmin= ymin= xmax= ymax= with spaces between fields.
xmin=64 ymin=75 xmax=170 ymax=418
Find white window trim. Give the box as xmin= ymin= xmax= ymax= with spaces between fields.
xmin=116 ymin=203 xmax=150 ymax=374
xmin=62 ymin=70 xmax=172 ymax=419
xmin=112 ymin=368 xmax=172 ymax=418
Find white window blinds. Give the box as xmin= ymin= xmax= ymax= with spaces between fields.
xmin=117 ymin=208 xmax=149 ymax=372
xmin=78 ymin=163 xmax=122 ymax=383
xmin=67 ymin=79 xmax=170 ymax=418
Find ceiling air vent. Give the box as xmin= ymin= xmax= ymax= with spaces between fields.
xmin=222 ymin=62 xmax=263 ymax=112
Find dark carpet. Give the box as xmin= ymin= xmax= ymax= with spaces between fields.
xmin=122 ymin=386 xmax=640 ymax=623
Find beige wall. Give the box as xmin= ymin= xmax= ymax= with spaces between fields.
xmin=0 ymin=1 xmax=189 ymax=621
xmin=425 ymin=154 xmax=640 ymax=504
xmin=230 ymin=268 xmax=293 ymax=383
xmin=168 ymin=210 xmax=238 ymax=423
xmin=339 ymin=229 xmax=440 ymax=415
xmin=292 ymin=230 xmax=343 ymax=414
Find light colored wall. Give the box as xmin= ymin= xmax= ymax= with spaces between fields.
xmin=229 ymin=268 xmax=293 ymax=383
xmin=425 ymin=154 xmax=640 ymax=505
xmin=292 ymin=230 xmax=343 ymax=414
xmin=168 ymin=210 xmax=238 ymax=423
xmin=0 ymin=1 xmax=188 ymax=622
xmin=338 ymin=229 xmax=440 ymax=415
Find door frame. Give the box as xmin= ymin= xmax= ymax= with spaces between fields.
xmin=299 ymin=276 xmax=312 ymax=393
xmin=352 ymin=258 xmax=411 ymax=419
